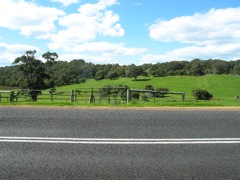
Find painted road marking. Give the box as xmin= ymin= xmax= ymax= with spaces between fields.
xmin=0 ymin=137 xmax=240 ymax=144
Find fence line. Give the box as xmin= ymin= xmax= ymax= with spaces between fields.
xmin=0 ymin=88 xmax=185 ymax=103
xmin=130 ymin=89 xmax=185 ymax=102
xmin=0 ymin=89 xmax=72 ymax=103
xmin=0 ymin=91 xmax=15 ymax=102
xmin=75 ymin=87 xmax=129 ymax=104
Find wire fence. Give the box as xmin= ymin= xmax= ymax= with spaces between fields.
xmin=0 ymin=91 xmax=14 ymax=102
xmin=0 ymin=87 xmax=130 ymax=104
xmin=0 ymin=88 xmax=185 ymax=104
xmin=0 ymin=89 xmax=72 ymax=103
xmin=75 ymin=87 xmax=128 ymax=104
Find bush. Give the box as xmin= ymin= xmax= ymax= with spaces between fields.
xmin=131 ymin=92 xmax=140 ymax=100
xmin=145 ymin=85 xmax=154 ymax=91
xmin=192 ymin=88 xmax=213 ymax=100
xmin=156 ymin=87 xmax=169 ymax=97
xmin=156 ymin=87 xmax=169 ymax=92
xmin=142 ymin=93 xmax=152 ymax=102
xmin=79 ymin=78 xmax=86 ymax=84
xmin=142 ymin=94 xmax=149 ymax=102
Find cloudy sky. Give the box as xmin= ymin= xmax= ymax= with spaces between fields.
xmin=1 ymin=0 xmax=240 ymax=66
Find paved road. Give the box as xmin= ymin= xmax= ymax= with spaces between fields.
xmin=0 ymin=106 xmax=240 ymax=179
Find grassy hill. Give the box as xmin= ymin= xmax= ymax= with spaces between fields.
xmin=1 ymin=75 xmax=239 ymax=106
xmin=55 ymin=75 xmax=240 ymax=106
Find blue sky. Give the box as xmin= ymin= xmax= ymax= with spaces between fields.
xmin=1 ymin=0 xmax=240 ymax=67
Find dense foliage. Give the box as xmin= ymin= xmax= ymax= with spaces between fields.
xmin=192 ymin=88 xmax=213 ymax=100
xmin=11 ymin=50 xmax=57 ymax=101
xmin=1 ymin=58 xmax=240 ymax=88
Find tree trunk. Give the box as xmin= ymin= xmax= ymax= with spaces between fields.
xmin=31 ymin=94 xmax=38 ymax=101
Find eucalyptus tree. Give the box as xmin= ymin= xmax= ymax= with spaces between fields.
xmin=126 ymin=64 xmax=143 ymax=80
xmin=13 ymin=50 xmax=57 ymax=101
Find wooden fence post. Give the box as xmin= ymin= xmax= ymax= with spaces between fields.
xmin=74 ymin=90 xmax=77 ymax=102
xmin=10 ymin=91 xmax=14 ymax=103
xmin=182 ymin=93 xmax=185 ymax=102
xmin=70 ymin=90 xmax=74 ymax=102
xmin=89 ymin=88 xmax=95 ymax=104
xmin=127 ymin=89 xmax=130 ymax=104
xmin=51 ymin=93 xmax=53 ymax=102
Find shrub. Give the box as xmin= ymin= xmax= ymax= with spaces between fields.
xmin=79 ymin=78 xmax=86 ymax=84
xmin=156 ymin=87 xmax=169 ymax=97
xmin=156 ymin=87 xmax=169 ymax=92
xmin=145 ymin=85 xmax=154 ymax=91
xmin=142 ymin=94 xmax=149 ymax=102
xmin=192 ymin=88 xmax=213 ymax=100
xmin=131 ymin=92 xmax=140 ymax=100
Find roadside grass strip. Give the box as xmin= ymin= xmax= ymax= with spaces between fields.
xmin=1 ymin=137 xmax=240 ymax=144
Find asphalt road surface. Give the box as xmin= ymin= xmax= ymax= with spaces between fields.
xmin=0 ymin=106 xmax=240 ymax=179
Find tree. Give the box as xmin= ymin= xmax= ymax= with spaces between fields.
xmin=95 ymin=70 xmax=105 ymax=81
xmin=211 ymin=60 xmax=230 ymax=74
xmin=106 ymin=71 xmax=119 ymax=79
xmin=151 ymin=69 xmax=166 ymax=77
xmin=13 ymin=50 xmax=57 ymax=101
xmin=188 ymin=59 xmax=205 ymax=76
xmin=233 ymin=63 xmax=240 ymax=75
xmin=126 ymin=65 xmax=143 ymax=80
xmin=42 ymin=52 xmax=58 ymax=63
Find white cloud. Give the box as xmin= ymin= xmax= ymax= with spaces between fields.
xmin=0 ymin=0 xmax=65 ymax=38
xmin=0 ymin=42 xmax=40 ymax=66
xmin=57 ymin=42 xmax=148 ymax=64
xmin=72 ymin=42 xmax=148 ymax=56
xmin=141 ymin=43 xmax=240 ymax=64
xmin=58 ymin=53 xmax=118 ymax=64
xmin=78 ymin=0 xmax=118 ymax=15
xmin=102 ymin=46 xmax=148 ymax=57
xmin=49 ymin=0 xmax=124 ymax=51
xmin=51 ymin=0 xmax=79 ymax=6
xmin=149 ymin=7 xmax=240 ymax=45
xmin=145 ymin=7 xmax=240 ymax=64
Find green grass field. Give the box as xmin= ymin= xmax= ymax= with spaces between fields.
xmin=54 ymin=74 xmax=240 ymax=106
xmin=1 ymin=75 xmax=240 ymax=106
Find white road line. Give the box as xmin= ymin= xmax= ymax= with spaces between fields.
xmin=0 ymin=137 xmax=240 ymax=144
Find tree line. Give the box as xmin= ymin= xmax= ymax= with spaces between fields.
xmin=1 ymin=51 xmax=240 ymax=89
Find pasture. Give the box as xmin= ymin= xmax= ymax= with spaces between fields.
xmin=0 ymin=75 xmax=240 ymax=106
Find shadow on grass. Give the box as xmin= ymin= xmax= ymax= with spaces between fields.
xmin=132 ymin=79 xmax=151 ymax=82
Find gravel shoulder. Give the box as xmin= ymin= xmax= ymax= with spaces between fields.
xmin=1 ymin=105 xmax=240 ymax=111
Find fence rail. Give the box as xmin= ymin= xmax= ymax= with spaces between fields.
xmin=0 ymin=88 xmax=185 ymax=104
xmin=130 ymin=89 xmax=185 ymax=102
xmin=0 ymin=91 xmax=14 ymax=102
xmin=75 ymin=87 xmax=129 ymax=104
xmin=0 ymin=89 xmax=72 ymax=103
